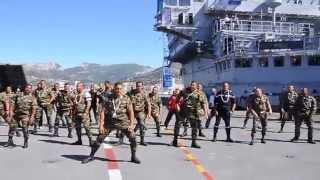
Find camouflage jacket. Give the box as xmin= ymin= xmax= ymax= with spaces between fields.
xmin=56 ymin=91 xmax=74 ymax=112
xmin=149 ymin=93 xmax=162 ymax=115
xmin=249 ymin=94 xmax=271 ymax=113
xmin=129 ymin=90 xmax=149 ymax=113
xmin=73 ymin=91 xmax=92 ymax=114
xmin=14 ymin=93 xmax=37 ymax=117
xmin=103 ymin=94 xmax=131 ymax=129
xmin=295 ymin=95 xmax=317 ymax=115
xmin=185 ymin=90 xmax=205 ymax=119
xmin=282 ymin=91 xmax=298 ymax=110
xmin=35 ymin=88 xmax=53 ymax=107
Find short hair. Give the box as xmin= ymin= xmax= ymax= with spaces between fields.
xmin=190 ymin=81 xmax=197 ymax=85
xmin=136 ymin=81 xmax=143 ymax=86
xmin=114 ymin=82 xmax=123 ymax=87
xmin=25 ymin=84 xmax=32 ymax=89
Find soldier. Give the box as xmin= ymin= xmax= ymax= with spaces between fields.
xmin=129 ymin=81 xmax=151 ymax=146
xmin=8 ymin=84 xmax=37 ymax=148
xmin=0 ymin=90 xmax=12 ymax=146
xmin=172 ymin=81 xmax=208 ymax=148
xmin=5 ymin=86 xmax=21 ymax=137
xmin=197 ymin=84 xmax=208 ymax=137
xmin=81 ymin=82 xmax=141 ymax=164
xmin=247 ymin=88 xmax=272 ymax=145
xmin=278 ymin=85 xmax=298 ymax=133
xmin=242 ymin=87 xmax=257 ymax=129
xmin=33 ymin=82 xmax=42 ymax=133
xmin=205 ymin=88 xmax=217 ymax=129
xmin=34 ymin=80 xmax=55 ymax=132
xmin=291 ymin=88 xmax=317 ymax=144
xmin=212 ymin=82 xmax=236 ymax=142
xmin=52 ymin=83 xmax=64 ymax=127
xmin=72 ymin=82 xmax=93 ymax=146
xmin=89 ymin=84 xmax=99 ymax=124
xmin=149 ymin=86 xmax=162 ymax=137
xmin=53 ymin=83 xmax=74 ymax=138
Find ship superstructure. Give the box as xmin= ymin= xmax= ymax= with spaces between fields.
xmin=155 ymin=0 xmax=320 ymax=105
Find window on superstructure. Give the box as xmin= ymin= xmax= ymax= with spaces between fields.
xmin=274 ymin=56 xmax=284 ymax=67
xmin=227 ymin=60 xmax=231 ymax=69
xmin=258 ymin=57 xmax=269 ymax=67
xmin=308 ymin=55 xmax=320 ymax=66
xmin=179 ymin=0 xmax=191 ymax=6
xmin=235 ymin=58 xmax=253 ymax=68
xmin=290 ymin=56 xmax=302 ymax=66
xmin=165 ymin=0 xmax=177 ymax=6
xmin=222 ymin=61 xmax=227 ymax=70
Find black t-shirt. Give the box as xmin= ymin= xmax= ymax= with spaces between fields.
xmin=214 ymin=90 xmax=236 ymax=112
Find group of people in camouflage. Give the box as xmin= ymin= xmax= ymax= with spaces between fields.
xmin=241 ymin=85 xmax=318 ymax=144
xmin=0 ymin=79 xmax=318 ymax=165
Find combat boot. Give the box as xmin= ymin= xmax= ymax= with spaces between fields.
xmin=182 ymin=127 xmax=188 ymax=137
xmin=23 ymin=137 xmax=28 ymax=149
xmin=212 ymin=127 xmax=218 ymax=142
xmin=81 ymin=143 xmax=100 ymax=164
xmin=191 ymin=140 xmax=201 ymax=149
xmin=72 ymin=128 xmax=83 ymax=145
xmin=308 ymin=140 xmax=316 ymax=144
xmin=4 ymin=137 xmax=16 ymax=147
xmin=67 ymin=128 xmax=73 ymax=138
xmin=32 ymin=125 xmax=38 ymax=134
xmin=261 ymin=135 xmax=266 ymax=144
xmin=198 ymin=129 xmax=206 ymax=137
xmin=172 ymin=138 xmax=179 ymax=147
xmin=156 ymin=126 xmax=162 ymax=137
xmin=88 ymin=137 xmax=93 ymax=146
xmin=140 ymin=138 xmax=147 ymax=146
xmin=16 ymin=130 xmax=21 ymax=137
xmin=131 ymin=150 xmax=141 ymax=164
xmin=249 ymin=139 xmax=254 ymax=146
xmin=52 ymin=128 xmax=59 ymax=137
xmin=226 ymin=128 xmax=234 ymax=143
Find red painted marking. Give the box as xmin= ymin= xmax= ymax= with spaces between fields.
xmin=104 ymin=149 xmax=119 ymax=170
xmin=202 ymin=172 xmax=214 ymax=180
xmin=191 ymin=159 xmax=200 ymax=165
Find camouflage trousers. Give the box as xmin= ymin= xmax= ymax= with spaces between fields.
xmin=151 ymin=113 xmax=161 ymax=134
xmin=55 ymin=110 xmax=73 ymax=130
xmin=294 ymin=112 xmax=313 ymax=140
xmin=35 ymin=105 xmax=54 ymax=130
xmin=173 ymin=117 xmax=199 ymax=140
xmin=251 ymin=112 xmax=268 ymax=139
xmin=9 ymin=116 xmax=31 ymax=140
xmin=74 ymin=113 xmax=92 ymax=141
xmin=134 ymin=111 xmax=147 ymax=142
xmin=95 ymin=127 xmax=137 ymax=152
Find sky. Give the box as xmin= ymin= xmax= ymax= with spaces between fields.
xmin=0 ymin=0 xmax=164 ymax=68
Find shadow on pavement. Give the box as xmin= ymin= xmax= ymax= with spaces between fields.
xmin=39 ymin=139 xmax=72 ymax=145
xmin=61 ymin=154 xmax=131 ymax=163
xmin=146 ymin=141 xmax=171 ymax=146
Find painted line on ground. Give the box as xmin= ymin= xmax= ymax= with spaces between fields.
xmin=103 ymin=137 xmax=123 ymax=180
xmin=164 ymin=129 xmax=215 ymax=180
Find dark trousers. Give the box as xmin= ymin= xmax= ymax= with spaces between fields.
xmin=213 ymin=111 xmax=232 ymax=139
xmin=294 ymin=113 xmax=313 ymax=140
xmin=164 ymin=110 xmax=179 ymax=128
xmin=280 ymin=108 xmax=295 ymax=130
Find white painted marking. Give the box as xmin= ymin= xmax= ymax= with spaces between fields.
xmin=103 ymin=143 xmax=113 ymax=149
xmin=108 ymin=169 xmax=123 ymax=180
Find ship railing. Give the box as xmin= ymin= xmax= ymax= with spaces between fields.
xmin=218 ymin=19 xmax=313 ymax=35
